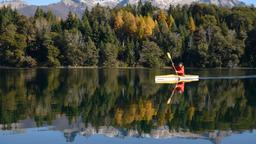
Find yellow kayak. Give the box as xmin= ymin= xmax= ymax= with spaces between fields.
xmin=155 ymin=74 xmax=199 ymax=84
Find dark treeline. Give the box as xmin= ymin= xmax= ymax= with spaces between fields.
xmin=0 ymin=3 xmax=256 ymax=68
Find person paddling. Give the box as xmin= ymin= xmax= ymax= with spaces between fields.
xmin=175 ymin=82 xmax=185 ymax=94
xmin=167 ymin=82 xmax=185 ymax=104
xmin=167 ymin=53 xmax=185 ymax=76
xmin=173 ymin=63 xmax=185 ymax=94
xmin=175 ymin=63 xmax=185 ymax=76
xmin=167 ymin=62 xmax=185 ymax=104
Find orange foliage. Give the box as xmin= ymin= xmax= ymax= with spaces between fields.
xmin=114 ymin=10 xmax=156 ymax=38
xmin=114 ymin=10 xmax=124 ymax=30
xmin=114 ymin=100 xmax=157 ymax=125
xmin=123 ymin=11 xmax=137 ymax=34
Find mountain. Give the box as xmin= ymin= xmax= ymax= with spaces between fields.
xmin=0 ymin=0 xmax=26 ymax=9
xmin=0 ymin=116 xmax=237 ymax=144
xmin=61 ymin=0 xmax=244 ymax=9
xmin=0 ymin=0 xmax=245 ymax=18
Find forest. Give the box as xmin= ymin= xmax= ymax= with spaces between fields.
xmin=0 ymin=3 xmax=256 ymax=68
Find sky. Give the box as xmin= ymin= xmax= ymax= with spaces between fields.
xmin=3 ymin=0 xmax=256 ymax=6
xmin=242 ymin=0 xmax=256 ymax=5
xmin=25 ymin=0 xmax=60 ymax=5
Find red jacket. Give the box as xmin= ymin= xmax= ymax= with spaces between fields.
xmin=175 ymin=66 xmax=185 ymax=76
xmin=175 ymin=82 xmax=185 ymax=93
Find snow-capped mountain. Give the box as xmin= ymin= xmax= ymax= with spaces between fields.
xmin=0 ymin=0 xmax=26 ymax=9
xmin=63 ymin=0 xmax=243 ymax=9
xmin=200 ymin=0 xmax=242 ymax=7
xmin=0 ymin=0 xmax=245 ymax=18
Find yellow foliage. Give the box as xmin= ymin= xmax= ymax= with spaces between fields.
xmin=144 ymin=15 xmax=156 ymax=37
xmin=144 ymin=100 xmax=156 ymax=121
xmin=114 ymin=100 xmax=157 ymax=125
xmin=157 ymin=10 xmax=167 ymax=22
xmin=114 ymin=108 xmax=124 ymax=125
xmin=123 ymin=11 xmax=137 ymax=34
xmin=187 ymin=106 xmax=196 ymax=121
xmin=168 ymin=15 xmax=175 ymax=29
xmin=136 ymin=16 xmax=146 ymax=38
xmin=189 ymin=16 xmax=196 ymax=33
xmin=114 ymin=11 xmax=124 ymax=30
xmin=5 ymin=91 xmax=17 ymax=111
xmin=115 ymin=10 xmax=156 ymax=38
xmin=124 ymin=104 xmax=136 ymax=124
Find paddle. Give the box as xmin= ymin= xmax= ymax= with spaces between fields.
xmin=167 ymin=52 xmax=178 ymax=75
xmin=167 ymin=86 xmax=176 ymax=104
xmin=167 ymin=52 xmax=178 ymax=104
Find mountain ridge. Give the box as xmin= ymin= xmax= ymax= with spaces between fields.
xmin=0 ymin=0 xmax=245 ymax=18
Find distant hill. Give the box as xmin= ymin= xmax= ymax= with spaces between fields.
xmin=0 ymin=0 xmax=245 ymax=18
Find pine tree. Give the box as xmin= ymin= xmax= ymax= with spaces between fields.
xmin=139 ymin=41 xmax=163 ymax=67
xmin=245 ymin=28 xmax=256 ymax=66
xmin=63 ymin=12 xmax=80 ymax=30
xmin=80 ymin=14 xmax=92 ymax=40
xmin=61 ymin=30 xmax=86 ymax=66
xmin=0 ymin=24 xmax=27 ymax=67
xmin=100 ymin=42 xmax=119 ymax=67
xmin=27 ymin=32 xmax=60 ymax=66
xmin=34 ymin=7 xmax=44 ymax=19
xmin=84 ymin=38 xmax=99 ymax=66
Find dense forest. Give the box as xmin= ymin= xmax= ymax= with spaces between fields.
xmin=1 ymin=69 xmax=256 ymax=132
xmin=0 ymin=3 xmax=256 ymax=68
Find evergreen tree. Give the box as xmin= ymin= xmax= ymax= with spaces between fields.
xmin=34 ymin=7 xmax=45 ymax=19
xmin=63 ymin=12 xmax=80 ymax=30
xmin=27 ymin=32 xmax=60 ymax=66
xmin=80 ymin=13 xmax=92 ymax=40
xmin=84 ymin=38 xmax=99 ymax=66
xmin=139 ymin=41 xmax=163 ymax=67
xmin=0 ymin=3 xmax=255 ymax=68
xmin=100 ymin=42 xmax=119 ymax=67
xmin=185 ymin=27 xmax=209 ymax=67
xmin=60 ymin=30 xmax=86 ymax=66
xmin=0 ymin=24 xmax=27 ymax=67
xmin=245 ymin=28 xmax=256 ymax=67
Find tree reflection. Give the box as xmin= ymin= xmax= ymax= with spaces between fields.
xmin=0 ymin=68 xmax=255 ymax=134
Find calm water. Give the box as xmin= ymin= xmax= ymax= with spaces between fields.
xmin=0 ymin=68 xmax=256 ymax=144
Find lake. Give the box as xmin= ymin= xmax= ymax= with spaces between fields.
xmin=0 ymin=68 xmax=256 ymax=144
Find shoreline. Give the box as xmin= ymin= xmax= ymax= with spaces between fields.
xmin=0 ymin=66 xmax=256 ymax=70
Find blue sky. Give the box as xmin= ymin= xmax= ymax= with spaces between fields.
xmin=242 ymin=0 xmax=256 ymax=5
xmin=4 ymin=0 xmax=256 ymax=5
xmin=25 ymin=0 xmax=60 ymax=5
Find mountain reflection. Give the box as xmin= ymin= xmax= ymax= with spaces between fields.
xmin=0 ymin=69 xmax=256 ymax=144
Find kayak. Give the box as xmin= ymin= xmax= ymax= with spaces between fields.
xmin=155 ymin=75 xmax=199 ymax=84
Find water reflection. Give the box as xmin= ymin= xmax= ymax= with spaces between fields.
xmin=0 ymin=68 xmax=256 ymax=144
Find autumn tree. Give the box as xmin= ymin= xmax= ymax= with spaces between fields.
xmin=188 ymin=16 xmax=196 ymax=33
xmin=114 ymin=10 xmax=124 ymax=30
xmin=123 ymin=11 xmax=137 ymax=34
